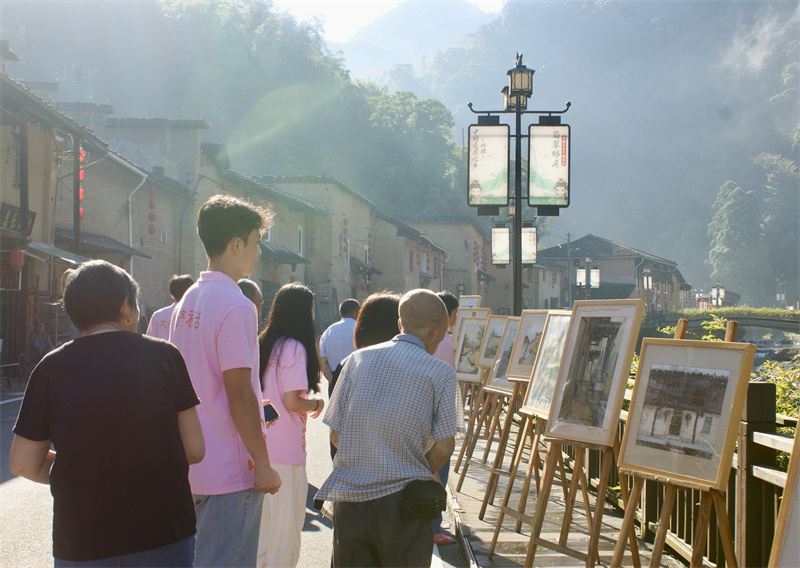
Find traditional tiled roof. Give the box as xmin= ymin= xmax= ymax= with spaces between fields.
xmin=538 ymin=233 xmax=677 ymax=265
xmin=57 ymin=102 xmax=115 ymax=114
xmin=218 ymin=170 xmax=326 ymax=216
xmin=54 ymin=226 xmax=151 ymax=258
xmin=259 ymin=240 xmax=309 ymax=266
xmin=105 ymin=118 xmax=209 ymax=129
xmin=374 ymin=210 xmax=449 ymax=255
xmin=1 ymin=73 xmax=108 ymax=154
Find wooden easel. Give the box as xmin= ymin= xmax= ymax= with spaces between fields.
xmin=610 ymin=320 xmax=741 ymax=568
xmin=488 ymin=410 xmax=599 ymax=559
xmin=456 ymin=379 xmax=519 ymax=492
xmin=478 ymin=380 xmax=526 ymax=519
xmin=454 ymin=367 xmax=491 ymax=474
xmin=524 ymin=435 xmax=642 ymax=568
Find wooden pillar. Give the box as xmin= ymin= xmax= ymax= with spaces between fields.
xmin=735 ymin=381 xmax=776 ymax=568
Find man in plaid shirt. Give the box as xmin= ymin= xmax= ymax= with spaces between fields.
xmin=316 ymin=289 xmax=457 ymax=567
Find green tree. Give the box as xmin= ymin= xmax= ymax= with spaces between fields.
xmin=707 ymin=181 xmax=773 ymax=305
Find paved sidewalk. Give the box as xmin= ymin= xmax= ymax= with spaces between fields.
xmin=447 ymin=433 xmax=685 ymax=567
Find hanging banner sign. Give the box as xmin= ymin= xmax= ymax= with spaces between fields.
xmin=0 ymin=202 xmax=36 ymax=235
xmin=468 ymin=125 xmax=509 ymax=207
xmin=528 ymin=124 xmax=570 ymax=208
xmin=521 ymin=226 xmax=537 ymax=264
xmin=491 ymin=227 xmax=510 ymax=264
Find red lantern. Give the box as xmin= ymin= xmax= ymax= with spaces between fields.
xmin=79 ymin=187 xmax=84 ymax=200
xmin=344 ymin=228 xmax=348 ymax=234
xmin=367 ymin=255 xmax=371 ymax=262
xmin=121 ymin=260 xmax=130 ymax=272
xmin=149 ymin=199 xmax=156 ymax=209
xmin=9 ymin=249 xmax=24 ymax=268
xmin=416 ymin=259 xmax=421 ymax=265
xmin=366 ymin=284 xmax=372 ymax=292
xmin=485 ymin=287 xmax=490 ymax=293
xmin=149 ymin=212 xmax=156 ymax=222
xmin=310 ymin=245 xmax=315 ymax=253
xmin=273 ymin=274 xmax=280 ymax=284
xmin=79 ymin=170 xmax=84 ymax=181
xmin=148 ymin=224 xmax=155 ymax=234
xmin=149 ymin=186 xmax=156 ymax=196
xmin=361 ymin=283 xmax=366 ymax=291
xmin=343 ymin=245 xmax=348 ymax=253
xmin=343 ymin=219 xmax=348 ymax=225
xmin=79 ymin=207 xmax=84 ymax=219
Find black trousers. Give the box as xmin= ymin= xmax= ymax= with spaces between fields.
xmin=332 ymin=492 xmax=433 ymax=567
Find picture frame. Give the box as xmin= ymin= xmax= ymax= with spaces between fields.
xmin=484 ymin=317 xmax=520 ymax=395
xmin=545 ymin=299 xmax=644 ymax=447
xmin=619 ymin=338 xmax=756 ymax=491
xmin=521 ymin=310 xmax=572 ymax=419
xmin=478 ymin=315 xmax=508 ymax=368
xmin=454 ymin=307 xmax=490 ymax=346
xmin=507 ymin=309 xmax=549 ymax=380
xmin=455 ymin=316 xmax=489 ymax=383
xmin=769 ymin=429 xmax=800 ymax=567
xmin=458 ymin=295 xmax=481 ymax=309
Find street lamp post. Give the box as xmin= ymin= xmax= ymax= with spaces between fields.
xmin=468 ymin=54 xmax=571 ymax=315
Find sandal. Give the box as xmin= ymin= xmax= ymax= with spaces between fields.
xmin=433 ymin=533 xmax=456 ymax=545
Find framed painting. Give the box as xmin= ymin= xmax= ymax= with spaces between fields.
xmin=458 ymin=295 xmax=481 ymax=309
xmin=507 ymin=310 xmax=549 ymax=380
xmin=546 ymin=299 xmax=644 ymax=447
xmin=769 ymin=429 xmax=800 ymax=567
xmin=521 ymin=310 xmax=572 ymax=419
xmin=619 ymin=338 xmax=756 ymax=491
xmin=484 ymin=317 xmax=520 ymax=395
xmin=455 ymin=316 xmax=489 ymax=383
xmin=478 ymin=315 xmax=508 ymax=368
xmin=454 ymin=307 xmax=490 ymax=346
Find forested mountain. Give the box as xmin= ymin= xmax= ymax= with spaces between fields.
xmin=1 ymin=0 xmax=797 ymax=306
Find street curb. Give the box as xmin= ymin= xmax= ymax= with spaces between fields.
xmin=447 ymin=486 xmax=480 ymax=568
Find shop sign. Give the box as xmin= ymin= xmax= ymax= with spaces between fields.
xmin=0 ymin=202 xmax=36 ymax=235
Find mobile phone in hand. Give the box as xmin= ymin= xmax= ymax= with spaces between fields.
xmin=263 ymin=402 xmax=280 ymax=422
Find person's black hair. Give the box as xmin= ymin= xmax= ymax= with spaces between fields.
xmin=258 ymin=283 xmax=321 ymax=392
xmin=437 ymin=290 xmax=459 ymax=316
xmin=63 ymin=260 xmax=139 ymax=332
xmin=339 ymin=298 xmax=360 ymax=318
xmin=354 ymin=291 xmax=401 ymax=349
xmin=237 ymin=278 xmax=261 ymax=303
xmin=169 ymin=274 xmax=195 ymax=302
xmin=197 ymin=194 xmax=272 ymax=259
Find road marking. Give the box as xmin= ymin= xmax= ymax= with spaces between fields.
xmin=0 ymin=396 xmax=23 ymax=405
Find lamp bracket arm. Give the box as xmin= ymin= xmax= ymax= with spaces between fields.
xmin=467 ymin=101 xmax=572 ymax=115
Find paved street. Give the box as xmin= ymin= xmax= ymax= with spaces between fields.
xmin=0 ymin=379 xmax=466 ymax=568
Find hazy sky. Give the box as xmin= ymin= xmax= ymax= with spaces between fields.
xmin=272 ymin=0 xmax=504 ymax=42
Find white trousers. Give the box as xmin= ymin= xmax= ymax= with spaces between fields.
xmin=257 ymin=464 xmax=307 ymax=568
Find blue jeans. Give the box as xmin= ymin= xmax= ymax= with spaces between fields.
xmin=54 ymin=535 xmax=194 ymax=567
xmin=193 ymin=489 xmax=264 ymax=567
xmin=433 ymin=460 xmax=450 ymax=534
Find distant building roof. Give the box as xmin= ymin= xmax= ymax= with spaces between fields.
xmin=54 ymin=226 xmax=150 ymax=258
xmin=258 ymin=175 xmax=380 ymax=210
xmin=538 ymin=234 xmax=676 ymax=265
xmin=20 ymin=80 xmax=59 ymax=93
xmin=217 ymin=170 xmax=326 ymax=216
xmin=375 ymin=211 xmax=448 ymax=255
xmin=105 ymin=118 xmax=209 ymax=129
xmin=57 ymin=102 xmax=115 ymax=114
xmin=259 ymin=241 xmax=309 ymax=266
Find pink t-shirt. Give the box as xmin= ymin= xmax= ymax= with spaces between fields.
xmin=146 ymin=303 xmax=175 ymax=341
xmin=169 ymin=271 xmax=265 ymax=495
xmin=262 ymin=338 xmax=310 ymax=466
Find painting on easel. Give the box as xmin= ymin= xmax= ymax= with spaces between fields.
xmin=478 ymin=315 xmax=508 ymax=367
xmin=455 ymin=316 xmax=488 ymax=383
xmin=458 ymin=295 xmax=481 ymax=309
xmin=485 ymin=317 xmax=520 ymax=394
xmin=619 ymin=338 xmax=755 ymax=490
xmin=769 ymin=428 xmax=800 ymax=567
xmin=521 ymin=310 xmax=571 ymax=419
xmin=546 ymin=299 xmax=644 ymax=446
xmin=506 ymin=310 xmax=549 ymax=380
xmin=454 ymin=307 xmax=490 ymax=346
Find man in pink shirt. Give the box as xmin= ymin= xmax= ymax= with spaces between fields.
xmin=169 ymin=194 xmax=281 ymax=567
xmin=146 ymin=274 xmax=194 ymax=341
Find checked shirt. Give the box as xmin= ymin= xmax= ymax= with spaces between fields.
xmin=316 ymin=334 xmax=457 ymax=503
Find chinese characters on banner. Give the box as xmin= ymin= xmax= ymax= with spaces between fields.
xmin=528 ymin=124 xmax=570 ymax=207
xmin=0 ymin=202 xmax=36 ymax=235
xmin=467 ymin=125 xmax=509 ymax=206
xmin=521 ymin=226 xmax=537 ymax=264
xmin=491 ymin=227 xmax=510 ymax=264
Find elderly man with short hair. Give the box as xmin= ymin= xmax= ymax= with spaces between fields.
xmin=316 ymin=289 xmax=457 ymax=567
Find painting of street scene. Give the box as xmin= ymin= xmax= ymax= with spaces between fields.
xmin=556 ymin=315 xmax=625 ymax=428
xmin=524 ymin=313 xmax=571 ymax=419
xmin=487 ymin=318 xmax=520 ymax=394
xmin=479 ymin=316 xmax=507 ymax=367
xmin=635 ymin=364 xmax=729 ymax=459
xmin=507 ymin=310 xmax=548 ymax=379
xmin=455 ymin=317 xmax=487 ymax=382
